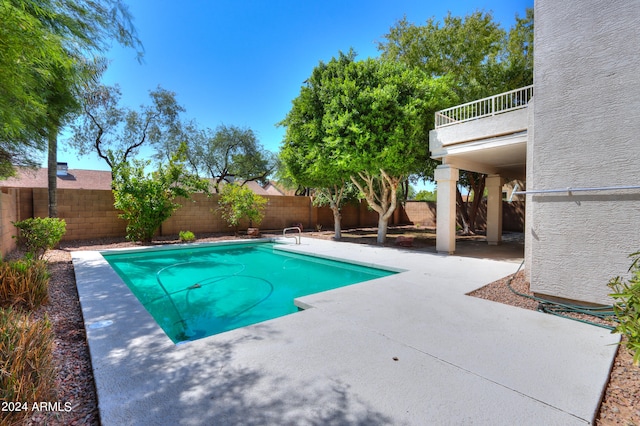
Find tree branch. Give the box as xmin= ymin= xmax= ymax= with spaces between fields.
xmin=84 ymin=105 xmax=112 ymax=169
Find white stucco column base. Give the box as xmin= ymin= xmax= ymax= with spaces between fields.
xmin=435 ymin=165 xmax=459 ymax=254
xmin=486 ymin=174 xmax=504 ymax=246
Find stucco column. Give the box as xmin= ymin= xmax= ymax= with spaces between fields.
xmin=435 ymin=165 xmax=459 ymax=254
xmin=486 ymin=174 xmax=504 ymax=245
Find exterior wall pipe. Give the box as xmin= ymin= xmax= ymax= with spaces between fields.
xmin=512 ymin=185 xmax=640 ymax=196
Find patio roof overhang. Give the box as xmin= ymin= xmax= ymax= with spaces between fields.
xmin=432 ymin=131 xmax=527 ymax=180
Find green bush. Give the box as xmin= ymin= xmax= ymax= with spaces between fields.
xmin=0 ymin=259 xmax=50 ymax=310
xmin=608 ymin=251 xmax=640 ymax=366
xmin=179 ymin=230 xmax=196 ymax=242
xmin=414 ymin=189 xmax=437 ymax=202
xmin=217 ymin=183 xmax=266 ymax=232
xmin=13 ymin=217 xmax=66 ymax=260
xmin=0 ymin=308 xmax=56 ymax=425
xmin=112 ymin=149 xmax=208 ymax=242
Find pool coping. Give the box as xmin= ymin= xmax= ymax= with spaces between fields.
xmin=72 ymin=237 xmax=619 ymax=425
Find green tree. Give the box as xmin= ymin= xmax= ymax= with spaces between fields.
xmin=279 ymin=52 xmax=360 ymax=239
xmin=217 ymin=183 xmax=267 ymax=233
xmin=414 ymin=189 xmax=437 ymax=202
xmin=282 ymin=52 xmax=451 ymax=243
xmin=112 ymin=146 xmax=208 ymax=242
xmin=283 ymin=51 xmax=449 ymax=243
xmin=497 ymin=8 xmax=534 ymax=91
xmin=162 ymin=123 xmax=275 ymax=192
xmin=278 ymin=138 xmax=352 ymax=238
xmin=69 ymin=84 xmax=184 ymax=171
xmin=378 ymin=9 xmax=534 ymax=233
xmin=1 ymin=0 xmax=142 ymax=216
xmin=378 ymin=10 xmax=532 ymax=101
xmin=0 ymin=2 xmax=69 ymax=176
xmin=272 ymin=153 xmax=311 ymax=196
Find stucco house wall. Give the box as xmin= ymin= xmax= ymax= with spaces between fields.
xmin=527 ymin=0 xmax=640 ymax=304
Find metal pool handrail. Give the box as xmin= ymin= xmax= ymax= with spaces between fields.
xmin=283 ymin=227 xmax=301 ymax=244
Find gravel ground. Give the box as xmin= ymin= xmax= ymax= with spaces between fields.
xmin=20 ymin=231 xmax=640 ymax=425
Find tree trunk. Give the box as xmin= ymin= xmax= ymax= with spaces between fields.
xmin=377 ymin=216 xmax=389 ymax=244
xmin=331 ymin=206 xmax=342 ymax=240
xmin=377 ymin=196 xmax=399 ymax=244
xmin=456 ymin=188 xmax=469 ymax=234
xmin=467 ymin=177 xmax=485 ymax=234
xmin=323 ymin=184 xmax=345 ymax=240
xmin=47 ymin=128 xmax=58 ymax=218
xmin=350 ymin=170 xmax=400 ymax=245
xmin=456 ymin=173 xmax=486 ymax=235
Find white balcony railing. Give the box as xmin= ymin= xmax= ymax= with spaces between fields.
xmin=435 ymin=85 xmax=534 ymax=128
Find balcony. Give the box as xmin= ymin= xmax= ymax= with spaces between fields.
xmin=429 ymin=85 xmax=533 ymax=179
xmin=435 ymin=85 xmax=534 ymax=128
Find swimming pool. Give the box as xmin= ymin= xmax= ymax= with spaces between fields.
xmin=102 ymin=241 xmax=397 ymax=343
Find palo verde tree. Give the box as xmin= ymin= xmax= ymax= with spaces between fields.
xmin=283 ymin=51 xmax=451 ymax=244
xmin=112 ymin=144 xmax=208 ymax=242
xmin=377 ymin=9 xmax=534 ymax=233
xmin=68 ymin=84 xmax=183 ymax=173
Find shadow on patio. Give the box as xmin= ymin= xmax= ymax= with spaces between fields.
xmin=303 ymin=226 xmax=524 ymax=263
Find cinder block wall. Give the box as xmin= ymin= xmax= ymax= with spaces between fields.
xmin=403 ymin=201 xmax=437 ymax=227
xmin=162 ymin=193 xmax=222 ymax=234
xmin=23 ymin=190 xmax=345 ymax=240
xmin=5 ymin=188 xmax=524 ymax=248
xmin=162 ymin=194 xmax=318 ymax=235
xmin=17 ymin=188 xmax=33 ymax=220
xmin=261 ymin=195 xmax=314 ymax=230
xmin=0 ymin=189 xmax=18 ymax=256
xmin=36 ymin=188 xmax=128 ymax=240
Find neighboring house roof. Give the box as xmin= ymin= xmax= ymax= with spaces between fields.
xmin=263 ymin=182 xmax=284 ymax=196
xmin=2 ymin=167 xmax=279 ymax=196
xmin=0 ymin=167 xmax=113 ymax=190
xmin=216 ymin=180 xmax=271 ymax=196
xmin=264 ymin=181 xmax=297 ymax=196
xmin=242 ymin=181 xmax=271 ymax=196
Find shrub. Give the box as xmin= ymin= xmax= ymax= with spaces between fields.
xmin=217 ymin=183 xmax=266 ymax=232
xmin=608 ymin=251 xmax=640 ymax=366
xmin=0 ymin=259 xmax=50 ymax=310
xmin=112 ymin=149 xmax=208 ymax=242
xmin=414 ymin=189 xmax=437 ymax=202
xmin=13 ymin=217 xmax=66 ymax=259
xmin=179 ymin=230 xmax=196 ymax=242
xmin=0 ymin=308 xmax=56 ymax=425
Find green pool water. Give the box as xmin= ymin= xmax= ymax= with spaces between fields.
xmin=102 ymin=242 xmax=396 ymax=343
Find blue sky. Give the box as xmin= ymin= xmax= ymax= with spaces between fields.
xmin=56 ymin=0 xmax=532 ymax=189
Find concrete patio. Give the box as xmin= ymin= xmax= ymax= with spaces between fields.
xmin=72 ymin=237 xmax=618 ymax=425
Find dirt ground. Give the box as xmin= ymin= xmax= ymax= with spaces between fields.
xmin=20 ymin=227 xmax=640 ymax=425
